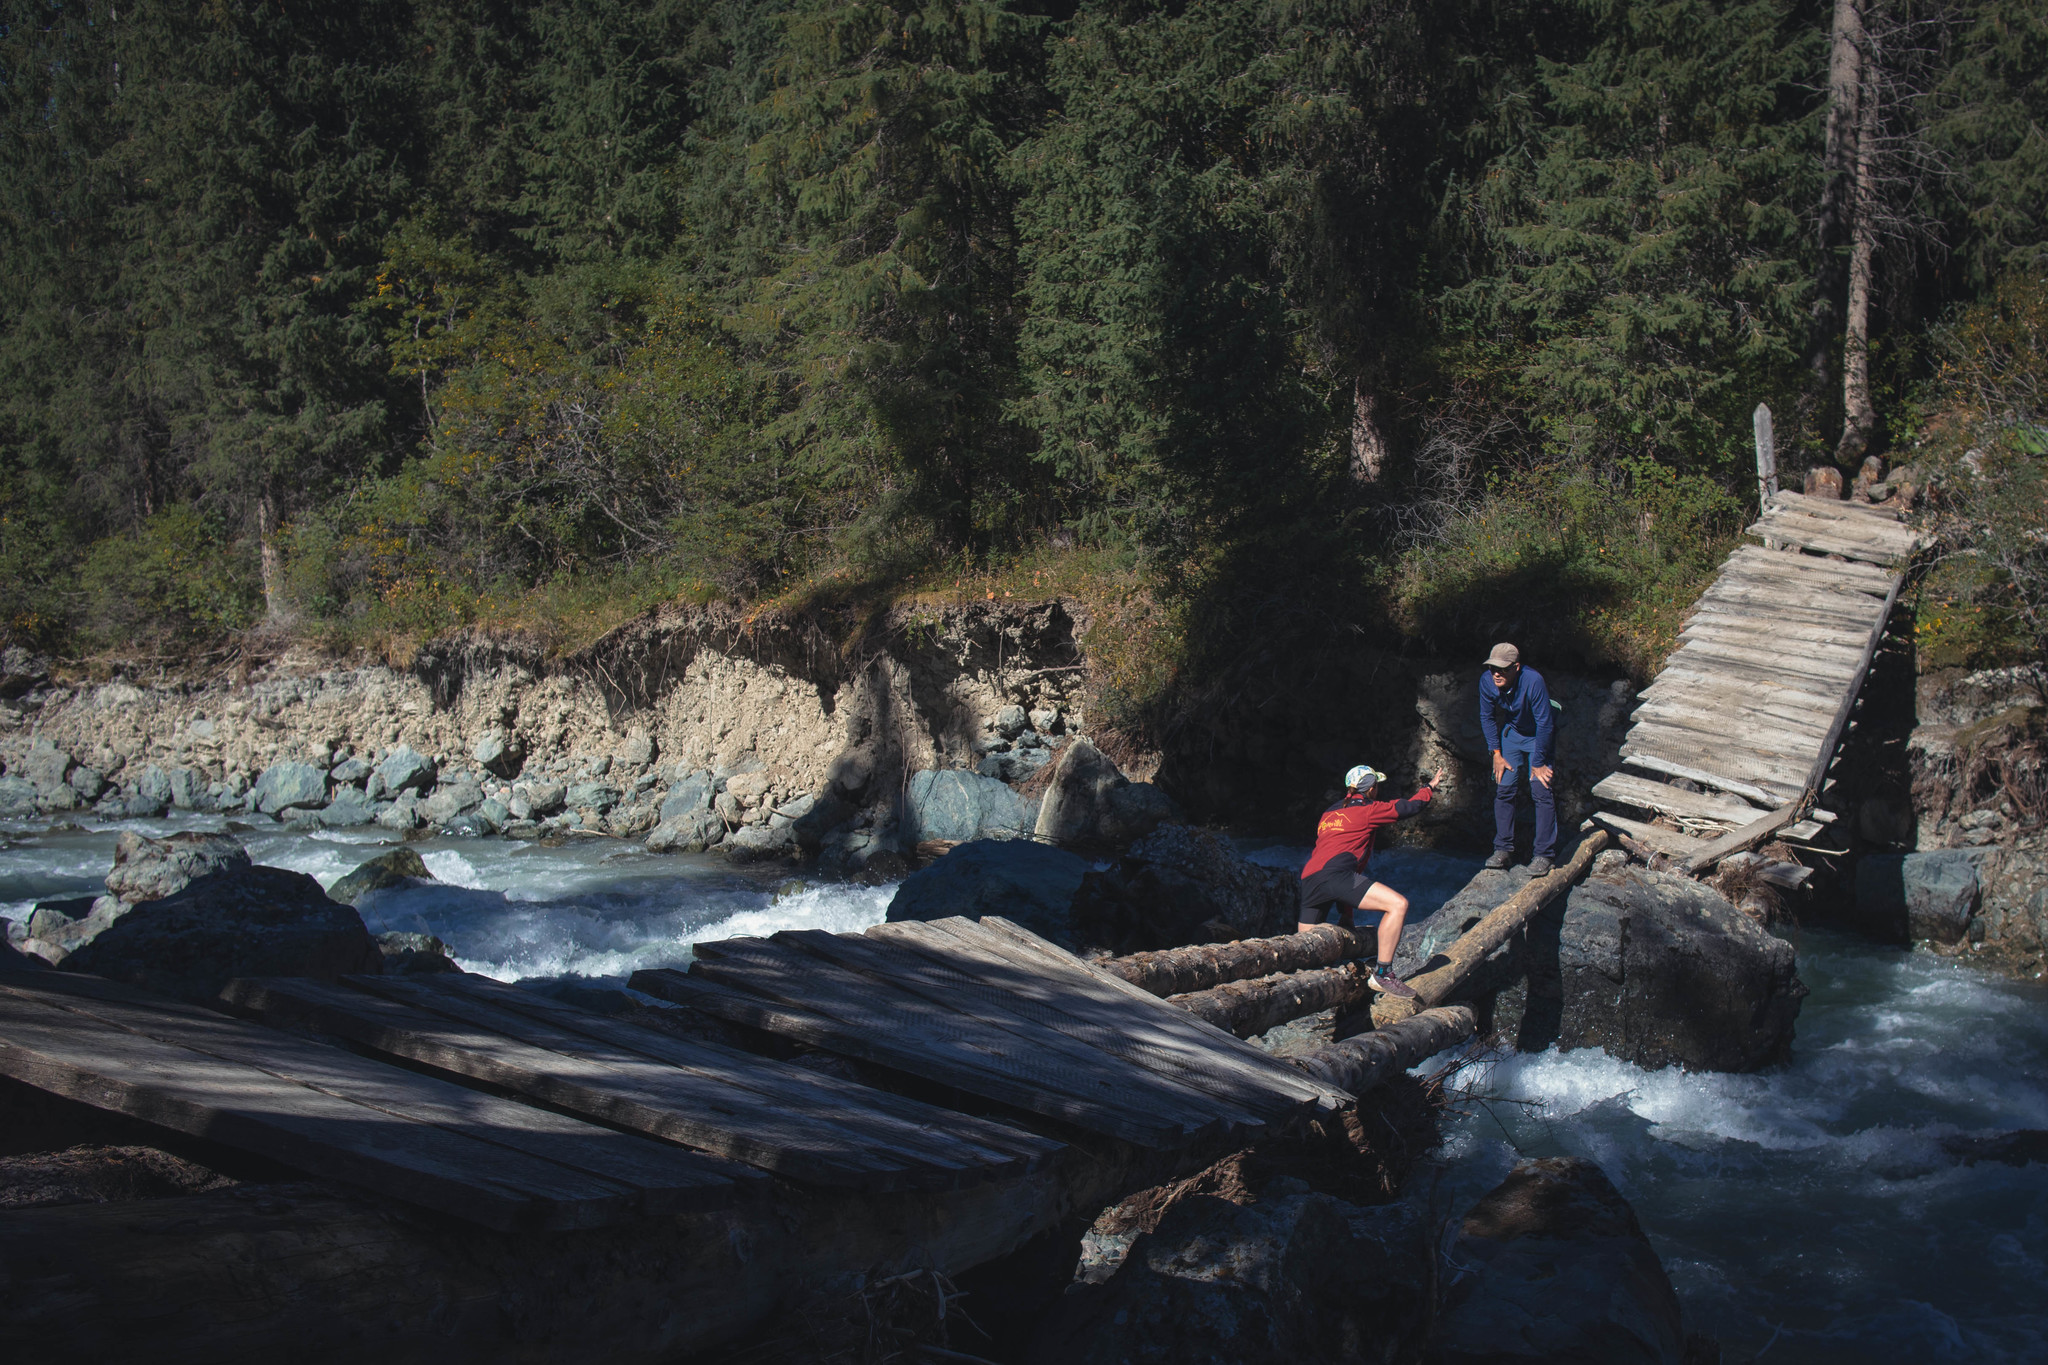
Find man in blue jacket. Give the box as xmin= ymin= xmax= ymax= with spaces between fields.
xmin=1479 ymin=643 xmax=1556 ymax=874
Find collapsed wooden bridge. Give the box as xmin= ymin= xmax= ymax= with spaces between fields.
xmin=0 ymin=917 xmax=1470 ymax=1362
xmin=1588 ymin=488 xmax=1928 ymax=872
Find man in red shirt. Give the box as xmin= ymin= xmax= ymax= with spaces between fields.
xmin=1298 ymin=763 xmax=1445 ymax=1000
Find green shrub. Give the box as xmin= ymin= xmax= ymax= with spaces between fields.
xmin=1391 ymin=460 xmax=1744 ymax=678
xmin=76 ymin=506 xmax=261 ymax=650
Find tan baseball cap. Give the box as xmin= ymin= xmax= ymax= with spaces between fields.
xmin=1485 ymin=643 xmax=1520 ymax=669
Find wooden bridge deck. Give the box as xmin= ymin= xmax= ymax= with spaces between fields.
xmin=0 ymin=917 xmax=1348 ymax=1232
xmin=1589 ymin=489 xmax=1927 ymax=859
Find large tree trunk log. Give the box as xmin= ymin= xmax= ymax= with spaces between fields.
xmin=1103 ymin=924 xmax=1368 ymax=998
xmin=1370 ymin=831 xmax=1608 ymax=1027
xmin=1167 ymin=964 xmax=1368 ymax=1039
xmin=1289 ymin=1006 xmax=1477 ymax=1096
xmin=1808 ymin=0 xmax=1865 ymax=412
xmin=1838 ymin=33 xmax=1881 ymax=464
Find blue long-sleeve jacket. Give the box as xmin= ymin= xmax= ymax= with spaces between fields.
xmin=1480 ymin=666 xmax=1554 ymax=766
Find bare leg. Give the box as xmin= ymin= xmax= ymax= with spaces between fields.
xmin=1357 ymin=882 xmax=1410 ymax=964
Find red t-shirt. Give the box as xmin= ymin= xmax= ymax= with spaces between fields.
xmin=1301 ymin=787 xmax=1433 ymax=879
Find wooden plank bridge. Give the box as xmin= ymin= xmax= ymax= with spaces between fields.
xmin=1588 ymin=488 xmax=1927 ymax=867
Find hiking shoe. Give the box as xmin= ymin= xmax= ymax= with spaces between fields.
xmin=1366 ymin=967 xmax=1420 ymax=1001
xmin=1485 ymin=850 xmax=1513 ymax=870
xmin=1526 ymin=856 xmax=1554 ymax=876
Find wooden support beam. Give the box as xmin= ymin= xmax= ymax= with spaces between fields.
xmin=1166 ymin=965 xmax=1368 ymax=1040
xmin=1370 ymin=832 xmax=1608 ymax=1027
xmin=1288 ymin=1006 xmax=1477 ymax=1097
xmin=1100 ymin=925 xmax=1369 ymax=998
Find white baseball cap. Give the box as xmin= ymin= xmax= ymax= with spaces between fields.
xmin=1344 ymin=764 xmax=1386 ymax=790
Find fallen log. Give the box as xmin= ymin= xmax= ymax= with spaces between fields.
xmin=1370 ymin=831 xmax=1609 ymax=1028
xmin=1681 ymin=800 xmax=1803 ymax=876
xmin=1289 ymin=1006 xmax=1477 ymax=1096
xmin=1102 ymin=924 xmax=1369 ymax=998
xmin=1167 ymin=964 xmax=1367 ymax=1039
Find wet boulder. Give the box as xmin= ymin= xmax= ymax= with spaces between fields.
xmin=375 ymin=931 xmax=462 ymax=975
xmin=251 ymin=760 xmax=329 ymax=816
xmin=167 ymin=766 xmax=211 ymax=811
xmin=887 ymin=839 xmax=1090 ymax=947
xmin=1856 ymin=849 xmax=1985 ymax=945
xmin=315 ymin=789 xmax=379 ymax=827
xmin=902 ymin=769 xmax=1038 ymax=844
xmin=103 ymin=831 xmax=251 ymax=905
xmin=518 ymin=778 xmax=568 ymax=817
xmin=1430 ymin=1158 xmax=1686 ymax=1365
xmin=1071 ymin=824 xmax=1299 ymax=953
xmin=328 ymin=848 xmax=436 ymax=905
xmin=646 ymin=807 xmax=724 ymax=854
xmin=1481 ymin=866 xmax=1806 ymax=1072
xmin=723 ymin=822 xmax=795 ymax=863
xmin=1027 ymin=1189 xmax=1428 ymax=1365
xmin=17 ymin=744 xmax=73 ymax=798
xmin=61 ymin=865 xmax=382 ymax=1005
xmin=564 ymin=781 xmax=619 ymax=814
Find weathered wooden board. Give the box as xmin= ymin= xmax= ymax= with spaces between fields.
xmin=1622 ymin=752 xmax=1793 ymax=805
xmin=635 ymin=967 xmax=1188 ymax=1146
xmin=1725 ymin=545 xmax=1897 ymax=592
xmin=1621 ymin=731 xmax=1808 ymax=789
xmin=965 ymin=916 xmax=1347 ymax=1107
xmin=1679 ymin=612 xmax=1877 ymax=650
xmin=1592 ymin=772 xmax=1776 ymax=824
xmin=226 ymin=974 xmax=1033 ymax=1190
xmin=1675 ymin=622 xmax=1871 ymax=663
xmin=1769 ymin=489 xmax=1911 ymax=524
xmin=0 ymin=975 xmax=738 ymax=1230
xmin=1588 ymin=810 xmax=1709 ymax=856
xmin=423 ymin=971 xmax=1060 ymax=1169
xmin=863 ymin=919 xmax=1309 ymax=1121
xmin=767 ymin=928 xmax=1271 ymax=1132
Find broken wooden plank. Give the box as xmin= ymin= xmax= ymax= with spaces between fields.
xmin=1587 ymin=810 xmax=1708 ymax=857
xmin=1769 ymin=488 xmax=1911 ymax=523
xmin=1683 ymin=801 xmax=1805 ymax=876
xmin=1801 ymin=570 xmax=1905 ymax=796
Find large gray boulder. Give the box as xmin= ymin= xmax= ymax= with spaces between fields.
xmin=17 ymin=744 xmax=72 ymax=797
xmin=645 ymin=808 xmax=724 ymax=854
xmin=375 ymin=745 xmax=438 ymax=795
xmin=1857 ymin=849 xmax=1985 ymax=944
xmin=0 ymin=775 xmax=40 ymax=816
xmin=1033 ymin=740 xmax=1179 ymax=848
xmin=103 ymin=831 xmax=251 ymax=905
xmin=518 ymin=779 xmax=568 ymax=817
xmin=328 ymin=848 xmax=436 ymax=905
xmin=659 ymin=771 xmax=715 ymax=821
xmin=251 ymin=760 xmax=329 ymax=816
xmin=167 ymin=766 xmax=210 ymax=810
xmin=315 ymin=788 xmax=380 ymax=827
xmin=472 ymin=731 xmax=524 ymax=780
xmin=1430 ymin=1158 xmax=1686 ymax=1365
xmin=564 ymin=781 xmax=619 ymax=814
xmin=61 ymin=865 xmax=382 ymax=1006
xmin=1026 ymin=1189 xmax=1428 ymax=1365
xmin=419 ymin=779 xmax=485 ymax=825
xmin=903 ymin=768 xmax=1038 ymax=844
xmin=723 ymin=822 xmax=795 ymax=863
xmin=1457 ymin=865 xmax=1806 ymax=1072
xmin=1071 ymin=825 xmax=1298 ymax=953
xmin=887 ymin=840 xmax=1091 ymax=947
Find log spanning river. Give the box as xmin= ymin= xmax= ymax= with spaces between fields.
xmin=4 ymin=817 xmax=2045 ymax=1363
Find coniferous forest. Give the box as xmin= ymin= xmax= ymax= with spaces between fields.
xmin=2 ymin=0 xmax=2042 ymax=717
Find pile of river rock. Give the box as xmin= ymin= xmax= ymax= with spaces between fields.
xmin=0 ymin=702 xmax=1178 ymax=876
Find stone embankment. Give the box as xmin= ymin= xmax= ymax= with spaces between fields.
xmin=0 ymin=600 xmax=1182 ymax=877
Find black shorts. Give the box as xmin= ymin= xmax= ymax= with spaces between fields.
xmin=1297 ymin=867 xmax=1386 ymax=927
